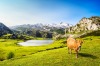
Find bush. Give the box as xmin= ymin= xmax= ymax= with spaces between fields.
xmin=0 ymin=56 xmax=5 ymax=61
xmin=7 ymin=52 xmax=14 ymax=59
xmin=2 ymin=34 xmax=12 ymax=39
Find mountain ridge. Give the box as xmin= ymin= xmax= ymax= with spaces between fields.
xmin=9 ymin=22 xmax=72 ymax=31
xmin=0 ymin=16 xmax=100 ymax=38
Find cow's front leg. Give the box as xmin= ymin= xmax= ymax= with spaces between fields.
xmin=75 ymin=50 xmax=78 ymax=58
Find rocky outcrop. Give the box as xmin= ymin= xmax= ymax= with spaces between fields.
xmin=68 ymin=16 xmax=100 ymax=33
xmin=0 ymin=22 xmax=13 ymax=36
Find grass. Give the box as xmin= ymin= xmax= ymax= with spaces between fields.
xmin=0 ymin=38 xmax=66 ymax=61
xmin=0 ymin=36 xmax=100 ymax=66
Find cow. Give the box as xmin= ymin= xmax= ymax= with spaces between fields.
xmin=67 ymin=37 xmax=83 ymax=58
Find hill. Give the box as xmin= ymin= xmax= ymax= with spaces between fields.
xmin=0 ymin=22 xmax=13 ymax=36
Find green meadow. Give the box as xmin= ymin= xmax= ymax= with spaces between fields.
xmin=0 ymin=36 xmax=100 ymax=66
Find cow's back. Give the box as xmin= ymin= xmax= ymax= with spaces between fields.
xmin=67 ymin=38 xmax=77 ymax=50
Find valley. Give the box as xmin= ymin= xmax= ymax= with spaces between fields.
xmin=0 ymin=16 xmax=100 ymax=66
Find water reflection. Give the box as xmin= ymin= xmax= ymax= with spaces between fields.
xmin=18 ymin=40 xmax=54 ymax=46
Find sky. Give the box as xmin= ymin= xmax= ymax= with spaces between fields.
xmin=0 ymin=0 xmax=100 ymax=26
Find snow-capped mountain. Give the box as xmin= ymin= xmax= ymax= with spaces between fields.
xmin=48 ymin=22 xmax=72 ymax=28
xmin=9 ymin=22 xmax=72 ymax=31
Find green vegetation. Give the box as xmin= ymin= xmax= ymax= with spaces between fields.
xmin=0 ymin=38 xmax=66 ymax=61
xmin=0 ymin=36 xmax=100 ymax=66
xmin=80 ymin=30 xmax=100 ymax=38
xmin=7 ymin=52 xmax=14 ymax=59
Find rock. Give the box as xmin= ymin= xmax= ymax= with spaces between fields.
xmin=68 ymin=16 xmax=100 ymax=33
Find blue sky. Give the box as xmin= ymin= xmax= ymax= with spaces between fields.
xmin=0 ymin=0 xmax=100 ymax=26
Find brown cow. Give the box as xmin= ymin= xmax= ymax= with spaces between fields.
xmin=67 ymin=37 xmax=83 ymax=58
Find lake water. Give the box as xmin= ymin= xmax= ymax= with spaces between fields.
xmin=18 ymin=40 xmax=54 ymax=46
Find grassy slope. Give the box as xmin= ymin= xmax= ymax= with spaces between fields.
xmin=0 ymin=36 xmax=100 ymax=66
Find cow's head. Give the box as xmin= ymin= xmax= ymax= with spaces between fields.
xmin=77 ymin=40 xmax=83 ymax=51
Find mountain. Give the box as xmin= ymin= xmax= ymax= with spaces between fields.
xmin=44 ymin=22 xmax=72 ymax=28
xmin=0 ymin=22 xmax=13 ymax=36
xmin=0 ymin=16 xmax=99 ymax=38
xmin=10 ymin=22 xmax=72 ymax=32
xmin=68 ymin=16 xmax=100 ymax=33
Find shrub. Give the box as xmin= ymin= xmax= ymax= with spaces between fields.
xmin=7 ymin=52 xmax=14 ymax=59
xmin=0 ymin=56 xmax=5 ymax=61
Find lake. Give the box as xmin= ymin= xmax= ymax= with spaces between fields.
xmin=18 ymin=40 xmax=54 ymax=46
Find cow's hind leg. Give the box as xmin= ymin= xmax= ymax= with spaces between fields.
xmin=68 ymin=47 xmax=72 ymax=54
xmin=70 ymin=49 xmax=72 ymax=54
xmin=68 ymin=47 xmax=70 ymax=54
